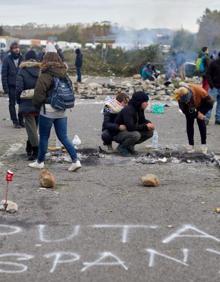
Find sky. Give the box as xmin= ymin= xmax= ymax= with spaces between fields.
xmin=0 ymin=0 xmax=219 ymax=32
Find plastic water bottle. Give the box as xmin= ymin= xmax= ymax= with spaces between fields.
xmin=152 ymin=130 xmax=159 ymax=148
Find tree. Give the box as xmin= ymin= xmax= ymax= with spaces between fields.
xmin=197 ymin=9 xmax=220 ymax=48
xmin=172 ymin=29 xmax=196 ymax=50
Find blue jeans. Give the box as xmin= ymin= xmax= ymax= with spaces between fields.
xmin=206 ymin=88 xmax=220 ymax=122
xmin=38 ymin=115 xmax=77 ymax=163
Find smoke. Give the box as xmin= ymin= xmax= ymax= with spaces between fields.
xmin=111 ymin=25 xmax=173 ymax=50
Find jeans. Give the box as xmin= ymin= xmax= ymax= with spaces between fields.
xmin=102 ymin=129 xmax=113 ymax=145
xmin=76 ymin=67 xmax=81 ymax=82
xmin=206 ymin=88 xmax=220 ymax=122
xmin=8 ymin=87 xmax=23 ymax=125
xmin=38 ymin=115 xmax=77 ymax=163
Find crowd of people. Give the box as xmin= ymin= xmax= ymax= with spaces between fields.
xmin=0 ymin=41 xmax=220 ymax=170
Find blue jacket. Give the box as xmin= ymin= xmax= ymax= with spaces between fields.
xmin=16 ymin=60 xmax=40 ymax=114
xmin=1 ymin=53 xmax=23 ymax=93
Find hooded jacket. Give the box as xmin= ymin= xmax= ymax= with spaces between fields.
xmin=75 ymin=50 xmax=83 ymax=68
xmin=115 ymin=92 xmax=151 ymax=131
xmin=1 ymin=53 xmax=23 ymax=93
xmin=33 ymin=62 xmax=67 ymax=110
xmin=16 ymin=60 xmax=41 ymax=114
xmin=206 ymin=58 xmax=220 ymax=89
xmin=178 ymin=84 xmax=213 ymax=117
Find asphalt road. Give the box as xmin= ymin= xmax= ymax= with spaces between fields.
xmin=0 ymin=96 xmax=220 ymax=282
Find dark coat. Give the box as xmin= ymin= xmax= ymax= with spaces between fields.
xmin=16 ymin=61 xmax=41 ymax=114
xmin=1 ymin=53 xmax=23 ymax=93
xmin=33 ymin=62 xmax=67 ymax=110
xmin=102 ymin=109 xmax=119 ymax=134
xmin=115 ymin=92 xmax=151 ymax=131
xmin=206 ymin=58 xmax=220 ymax=89
xmin=75 ymin=52 xmax=83 ymax=68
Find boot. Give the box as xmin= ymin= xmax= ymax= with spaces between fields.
xmin=28 ymin=146 xmax=38 ymax=161
xmin=26 ymin=141 xmax=32 ymax=157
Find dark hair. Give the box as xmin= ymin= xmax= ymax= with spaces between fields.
xmin=25 ymin=50 xmax=37 ymax=61
xmin=75 ymin=48 xmax=81 ymax=54
xmin=202 ymin=46 xmax=208 ymax=52
xmin=10 ymin=41 xmax=19 ymax=50
xmin=116 ymin=92 xmax=129 ymax=103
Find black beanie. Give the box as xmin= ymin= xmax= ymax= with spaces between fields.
xmin=25 ymin=50 xmax=37 ymax=61
xmin=129 ymin=91 xmax=149 ymax=108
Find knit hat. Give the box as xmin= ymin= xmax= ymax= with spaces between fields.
xmin=10 ymin=41 xmax=19 ymax=50
xmin=45 ymin=43 xmax=57 ymax=53
xmin=129 ymin=91 xmax=149 ymax=109
xmin=25 ymin=50 xmax=37 ymax=61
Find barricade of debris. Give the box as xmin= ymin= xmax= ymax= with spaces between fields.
xmin=72 ymin=74 xmax=202 ymax=101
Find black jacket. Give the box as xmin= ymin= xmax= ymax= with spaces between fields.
xmin=75 ymin=53 xmax=83 ymax=68
xmin=206 ymin=58 xmax=220 ymax=89
xmin=102 ymin=109 xmax=119 ymax=134
xmin=16 ymin=61 xmax=41 ymax=114
xmin=115 ymin=92 xmax=151 ymax=131
xmin=1 ymin=53 xmax=23 ymax=93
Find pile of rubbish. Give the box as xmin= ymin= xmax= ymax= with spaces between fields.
xmin=136 ymin=146 xmax=220 ymax=167
xmin=73 ymin=74 xmax=202 ymax=101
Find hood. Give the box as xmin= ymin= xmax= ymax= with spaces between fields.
xmin=20 ymin=61 xmax=41 ymax=78
xmin=103 ymin=96 xmax=123 ymax=114
xmin=41 ymin=62 xmax=67 ymax=78
xmin=129 ymin=91 xmax=149 ymax=109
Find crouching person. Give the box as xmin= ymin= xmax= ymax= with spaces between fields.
xmin=28 ymin=51 xmax=81 ymax=171
xmin=173 ymin=84 xmax=214 ymax=153
xmin=114 ymin=91 xmax=155 ymax=156
xmin=101 ymin=93 xmax=129 ymax=152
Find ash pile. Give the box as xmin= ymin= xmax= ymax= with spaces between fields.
xmin=136 ymin=146 xmax=220 ymax=167
xmin=73 ymin=74 xmax=201 ymax=101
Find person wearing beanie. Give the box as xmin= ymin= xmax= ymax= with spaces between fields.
xmin=28 ymin=52 xmax=81 ymax=172
xmin=1 ymin=41 xmax=23 ymax=128
xmin=75 ymin=48 xmax=83 ymax=83
xmin=173 ymin=84 xmax=214 ymax=153
xmin=101 ymin=92 xmax=130 ymax=153
xmin=114 ymin=91 xmax=155 ymax=156
xmin=16 ymin=49 xmax=41 ymax=160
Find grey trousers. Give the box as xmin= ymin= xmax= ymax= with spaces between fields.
xmin=113 ymin=130 xmax=153 ymax=148
xmin=24 ymin=115 xmax=39 ymax=147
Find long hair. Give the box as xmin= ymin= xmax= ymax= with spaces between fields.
xmin=41 ymin=52 xmax=66 ymax=70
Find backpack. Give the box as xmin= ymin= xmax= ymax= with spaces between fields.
xmin=195 ymin=56 xmax=206 ymax=73
xmin=47 ymin=76 xmax=75 ymax=110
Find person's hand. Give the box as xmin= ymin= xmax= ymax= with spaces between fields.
xmin=146 ymin=123 xmax=155 ymax=130
xmin=119 ymin=124 xmax=126 ymax=131
xmin=197 ymin=111 xmax=205 ymax=120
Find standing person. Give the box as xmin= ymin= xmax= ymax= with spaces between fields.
xmin=55 ymin=44 xmax=64 ymax=62
xmin=28 ymin=51 xmax=81 ymax=171
xmin=206 ymin=52 xmax=220 ymax=125
xmin=37 ymin=47 xmax=46 ymax=62
xmin=75 ymin=48 xmax=83 ymax=83
xmin=16 ymin=50 xmax=41 ymax=160
xmin=173 ymin=84 xmax=214 ymax=153
xmin=1 ymin=42 xmax=23 ymax=128
xmin=101 ymin=93 xmax=129 ymax=152
xmin=114 ymin=91 xmax=155 ymax=156
xmin=196 ymin=47 xmax=210 ymax=92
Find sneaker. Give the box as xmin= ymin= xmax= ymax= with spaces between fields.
xmin=68 ymin=160 xmax=82 ymax=172
xmin=13 ymin=123 xmax=21 ymax=129
xmin=127 ymin=145 xmax=138 ymax=155
xmin=104 ymin=145 xmax=114 ymax=154
xmin=198 ymin=145 xmax=208 ymax=154
xmin=28 ymin=161 xmax=45 ymax=169
xmin=184 ymin=145 xmax=195 ymax=153
xmin=215 ymin=120 xmax=220 ymax=125
xmin=117 ymin=145 xmax=132 ymax=157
